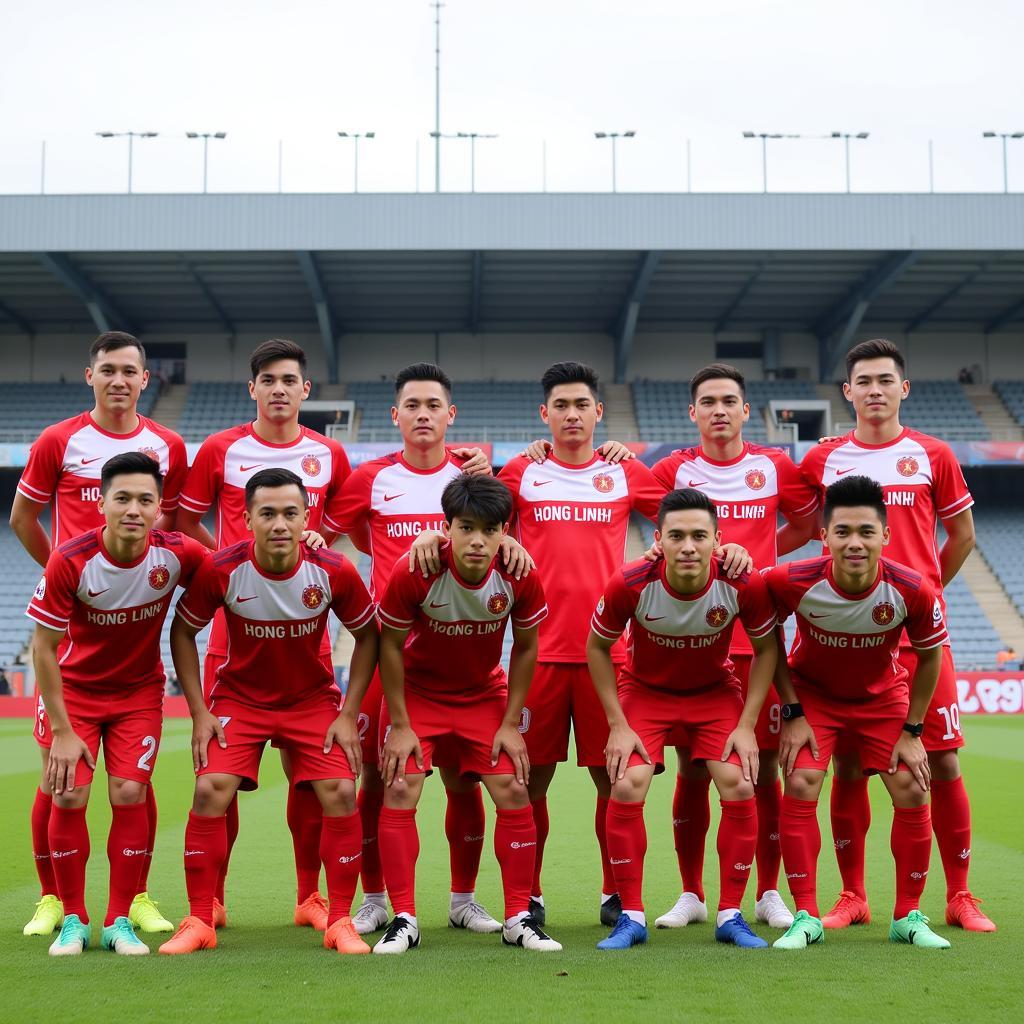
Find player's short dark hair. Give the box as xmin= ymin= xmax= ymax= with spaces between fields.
xmin=658 ymin=487 xmax=718 ymax=529
xmin=689 ymin=362 xmax=746 ymax=402
xmin=541 ymin=361 xmax=600 ymax=402
xmin=249 ymin=339 xmax=308 ymax=380
xmin=100 ymin=451 xmax=163 ymax=495
xmin=245 ymin=467 xmax=308 ymax=508
xmin=845 ymin=338 xmax=906 ymax=381
xmin=89 ymin=331 xmax=146 ymax=366
xmin=394 ymin=363 xmax=453 ymax=402
xmin=441 ymin=475 xmax=513 ymax=527
xmin=823 ymin=474 xmax=887 ymax=526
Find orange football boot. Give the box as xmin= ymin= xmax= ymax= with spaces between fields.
xmin=294 ymin=893 xmax=329 ymax=931
xmin=324 ymin=916 xmax=371 ymax=955
xmin=159 ymin=917 xmax=217 ymax=955
xmin=822 ymin=891 xmax=871 ymax=928
xmin=945 ymin=891 xmax=996 ymax=932
xmin=213 ymin=899 xmax=228 ymax=930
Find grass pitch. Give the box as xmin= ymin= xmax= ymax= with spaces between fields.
xmin=0 ymin=715 xmax=1021 ymax=1024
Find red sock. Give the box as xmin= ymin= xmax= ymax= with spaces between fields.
xmin=494 ymin=807 xmax=537 ymax=920
xmin=930 ymin=776 xmax=972 ymax=900
xmin=672 ymin=774 xmax=711 ymax=900
xmin=30 ymin=789 xmax=57 ymax=897
xmin=49 ymin=805 xmax=90 ymax=922
xmin=357 ymin=786 xmax=385 ymax=894
xmin=379 ymin=807 xmax=418 ymax=916
xmin=595 ymin=796 xmax=617 ymax=894
xmin=830 ymin=776 xmax=870 ymax=899
xmin=216 ymin=795 xmax=239 ymax=904
xmin=136 ymin=783 xmax=158 ymax=894
xmin=718 ymin=798 xmax=757 ymax=911
xmin=605 ymin=799 xmax=646 ymax=912
xmin=445 ymin=787 xmax=486 ymax=893
xmin=892 ymin=804 xmax=932 ymax=919
xmin=530 ymin=797 xmax=549 ymax=896
xmin=754 ymin=778 xmax=782 ymax=897
xmin=287 ymin=783 xmax=323 ymax=902
xmin=184 ymin=811 xmax=227 ymax=927
xmin=779 ymin=795 xmax=820 ymax=917
xmin=105 ymin=802 xmax=148 ymax=925
xmin=321 ymin=812 xmax=363 ymax=925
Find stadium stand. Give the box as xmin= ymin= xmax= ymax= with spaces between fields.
xmin=0 ymin=382 xmax=159 ymax=442
xmin=994 ymin=380 xmax=1024 ymax=430
xmin=0 ymin=522 xmax=42 ymax=668
xmin=175 ymin=381 xmax=272 ymax=441
xmin=973 ymin=507 xmax=1024 ymax=621
xmin=894 ymin=380 xmax=990 ymax=441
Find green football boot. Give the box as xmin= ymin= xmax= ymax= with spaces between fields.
xmin=23 ymin=894 xmax=64 ymax=936
xmin=48 ymin=914 xmax=90 ymax=957
xmin=889 ymin=910 xmax=951 ymax=949
xmin=102 ymin=916 xmax=150 ymax=955
xmin=773 ymin=909 xmax=825 ymax=950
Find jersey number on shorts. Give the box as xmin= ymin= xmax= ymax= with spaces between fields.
xmin=518 ymin=707 xmax=532 ymax=735
xmin=767 ymin=703 xmax=781 ymax=736
xmin=936 ymin=703 xmax=962 ymax=741
xmin=137 ymin=735 xmax=158 ymax=772
xmin=357 ymin=713 xmax=370 ymax=741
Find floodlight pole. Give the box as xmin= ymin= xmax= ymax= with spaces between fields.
xmin=830 ymin=132 xmax=869 ymax=192
xmin=187 ymin=132 xmax=227 ymax=193
xmin=96 ymin=131 xmax=159 ymax=193
xmin=433 ymin=0 xmax=443 ymax=191
xmin=983 ymin=131 xmax=1023 ymax=193
xmin=743 ymin=132 xmax=802 ymax=193
xmin=338 ymin=132 xmax=376 ymax=192
xmin=594 ymin=131 xmax=636 ymax=192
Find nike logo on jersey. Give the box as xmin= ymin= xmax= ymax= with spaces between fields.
xmin=236 ymin=596 xmax=259 ymax=603
xmin=81 ymin=457 xmax=103 ymax=465
xmin=429 ymin=601 xmax=449 ymax=608
xmin=383 ymin=493 xmax=405 ymax=501
xmin=808 ymin=612 xmax=830 ymax=618
xmin=644 ymin=614 xmax=666 ymax=621
xmin=835 ymin=468 xmax=854 ymax=476
xmin=87 ymin=588 xmax=110 ymax=597
xmin=532 ymin=480 xmax=553 ymax=487
xmin=688 ymin=479 xmax=708 ymax=487
xmin=239 ymin=464 xmax=263 ymax=472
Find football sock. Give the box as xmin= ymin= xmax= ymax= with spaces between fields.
xmin=30 ymin=789 xmax=57 ymax=897
xmin=830 ymin=776 xmax=870 ymax=899
xmin=134 ymin=782 xmax=158 ymax=894
xmin=379 ymin=807 xmax=419 ymax=916
xmin=605 ymin=799 xmax=646 ymax=912
xmin=673 ymin=774 xmax=710 ymax=900
xmin=624 ymin=909 xmax=647 ymax=926
xmin=930 ymin=776 xmax=972 ymax=899
xmin=445 ymin=786 xmax=486 ymax=894
xmin=718 ymin=797 xmax=757 ymax=911
xmin=321 ymin=812 xmax=363 ymax=926
xmin=717 ymin=908 xmax=741 ymax=927
xmin=892 ymin=804 xmax=932 ymax=919
xmin=595 ymin=795 xmax=616 ymax=895
xmin=494 ymin=806 xmax=537 ymax=920
xmin=48 ymin=805 xmax=90 ymax=922
xmin=357 ymin=786 xmax=386 ymax=896
xmin=779 ymin=795 xmax=820 ymax=917
xmin=754 ymin=777 xmax=782 ymax=897
xmin=105 ymin=802 xmax=148 ymax=925
xmin=216 ymin=794 xmax=239 ymax=904
xmin=184 ymin=811 xmax=227 ymax=927
xmin=530 ymin=797 xmax=549 ymax=897
xmin=287 ymin=782 xmax=323 ymax=902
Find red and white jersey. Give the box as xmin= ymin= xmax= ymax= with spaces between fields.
xmin=17 ymin=412 xmax=187 ymax=547
xmin=26 ymin=528 xmax=207 ymax=692
xmin=179 ymin=423 xmax=352 ymax=657
xmin=591 ymin=556 xmax=777 ymax=692
xmin=498 ymin=453 xmax=664 ymax=663
xmin=323 ymin=449 xmax=467 ymax=601
xmin=377 ymin=546 xmax=547 ymax=699
xmin=176 ymin=543 xmax=374 ymax=709
xmin=765 ymin=555 xmax=947 ymax=701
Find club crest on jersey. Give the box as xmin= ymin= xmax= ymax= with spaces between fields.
xmin=744 ymin=469 xmax=766 ymax=491
xmin=137 ymin=446 xmax=159 ymax=463
xmin=487 ymin=592 xmax=510 ymax=615
xmin=896 ymin=456 xmax=919 ymax=478
xmin=592 ymin=472 xmax=615 ymax=493
xmin=302 ymin=584 xmax=326 ymax=610
xmin=705 ymin=604 xmax=729 ymax=628
xmin=872 ymin=601 xmax=896 ymax=626
xmin=148 ymin=564 xmax=171 ymax=590
xmin=301 ymin=455 xmax=322 ymax=477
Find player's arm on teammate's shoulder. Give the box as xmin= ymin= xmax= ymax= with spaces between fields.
xmin=9 ymin=493 xmax=51 ymax=568
xmin=939 ymin=508 xmax=975 ymax=587
xmin=717 ymin=542 xmax=754 ymax=579
xmin=499 ymin=534 xmax=534 ymax=579
xmin=174 ymin=507 xmax=217 ymax=550
xmin=495 ymin=625 xmax=538 ymax=784
xmin=408 ymin=529 xmax=445 ymax=577
xmin=452 ymin=446 xmax=492 ymax=476
xmin=776 ymin=512 xmax=818 ymax=556
xmin=378 ymin=624 xmax=423 ymax=784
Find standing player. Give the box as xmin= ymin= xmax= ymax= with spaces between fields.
xmin=374 ymin=475 xmax=561 ymax=953
xmin=160 ymin=469 xmax=379 ymax=956
xmin=766 ymin=474 xmax=951 ymax=950
xmin=27 ymin=453 xmax=206 ymax=956
xmin=800 ymin=339 xmax=994 ymax=932
xmin=649 ymin=364 xmax=817 ymax=930
xmin=588 ymin=489 xmax=779 ymax=950
xmin=11 ymin=332 xmax=187 ymax=938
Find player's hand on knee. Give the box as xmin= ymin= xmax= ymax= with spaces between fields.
xmin=596 ymin=440 xmax=635 ymax=464
xmin=48 ymin=730 xmax=94 ymax=795
xmin=382 ymin=725 xmax=422 ymax=785
xmin=605 ymin=724 xmax=649 ymax=782
xmin=491 ymin=723 xmax=530 ymax=785
xmin=192 ymin=710 xmax=226 ymax=772
xmin=301 ymin=529 xmax=327 ymax=550
xmin=716 ymin=542 xmax=754 ymax=579
xmin=780 ymin=719 xmax=816 ymax=776
xmin=642 ymin=538 xmax=663 ymax=563
xmin=499 ymin=536 xmax=534 ymax=580
xmin=324 ymin=713 xmax=362 ymax=776
xmin=453 ymin=447 xmax=491 ymax=476
xmin=408 ymin=530 xmax=444 ymax=577
xmin=520 ymin=439 xmax=552 ymax=464
xmin=721 ymin=725 xmax=758 ymax=782
xmin=891 ymin=734 xmax=930 ymax=791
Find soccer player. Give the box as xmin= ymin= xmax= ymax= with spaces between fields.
xmin=12 ymin=332 xmax=187 ymax=938
xmin=766 ymin=474 xmax=950 ymax=950
xmin=374 ymin=474 xmax=561 ymax=953
xmin=800 ymin=338 xmax=994 ymax=932
xmin=160 ymin=469 xmax=379 ymax=956
xmin=27 ymin=452 xmax=206 ymax=956
xmin=589 ymin=488 xmax=779 ymax=950
xmin=649 ymin=364 xmax=818 ymax=930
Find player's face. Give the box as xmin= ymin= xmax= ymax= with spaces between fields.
xmin=244 ymin=485 xmax=310 ymax=561
xmin=656 ymin=508 xmax=721 ymax=585
xmin=443 ymin=514 xmax=508 ymax=580
xmin=392 ymin=380 xmax=455 ymax=446
xmin=843 ymin=357 xmax=910 ymax=425
xmin=86 ymin=346 xmax=149 ymax=416
xmin=689 ymin=378 xmax=749 ymax=443
xmin=541 ymin=383 xmax=603 ymax=446
xmin=248 ymin=359 xmax=311 ymax=424
xmin=98 ymin=473 xmax=161 ymax=542
xmin=823 ymin=506 xmax=890 ymax=582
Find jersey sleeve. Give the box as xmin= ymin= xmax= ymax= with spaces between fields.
xmin=797 ymin=443 xmax=828 ymax=501
xmin=321 ymin=461 xmax=374 ymax=535
xmin=929 ymin=441 xmax=974 ymax=521
xmin=329 ymin=557 xmax=376 ymax=632
xmin=774 ymin=452 xmax=819 ymax=522
xmin=736 ymin=569 xmax=779 ymax=639
xmin=377 ymin=562 xmax=428 ymax=632
xmin=178 ymin=538 xmax=212 ymax=588
xmin=905 ymin=581 xmax=948 ymax=650
xmin=326 ymin=439 xmax=353 ymax=505
xmin=25 ymin=550 xmax=78 ymax=632
xmin=175 ymin=558 xmax=224 ymax=630
xmin=764 ymin=565 xmax=798 ymax=622
xmin=510 ymin=571 xmax=548 ymax=629
xmin=160 ymin=434 xmax=189 ymax=514
xmin=17 ymin=424 xmax=66 ymax=505
xmin=590 ymin=570 xmax=637 ymax=641
xmin=178 ymin=436 xmax=224 ymax=517
xmin=624 ymin=459 xmax=668 ymax=522
xmin=496 ymin=458 xmax=528 ymax=532
xmin=650 ymin=451 xmax=683 ymax=491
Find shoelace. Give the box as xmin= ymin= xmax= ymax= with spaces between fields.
xmin=729 ymin=915 xmax=756 ymax=937
xmin=383 ymin=918 xmax=411 ymax=942
xmin=606 ymin=915 xmax=634 ymax=939
xmin=462 ymin=901 xmax=492 ymax=919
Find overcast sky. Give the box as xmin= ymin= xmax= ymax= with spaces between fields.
xmin=1 ymin=0 xmax=1022 ymax=195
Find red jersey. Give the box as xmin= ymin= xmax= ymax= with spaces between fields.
xmin=26 ymin=528 xmax=207 ymax=692
xmin=176 ymin=542 xmax=374 ymax=709
xmin=17 ymin=412 xmax=187 ymax=547
xmin=377 ymin=547 xmax=548 ymax=700
xmin=497 ymin=453 xmax=664 ymax=663
xmin=765 ymin=555 xmax=947 ymax=701
xmin=178 ymin=423 xmax=352 ymax=657
xmin=591 ymin=556 xmax=777 ymax=692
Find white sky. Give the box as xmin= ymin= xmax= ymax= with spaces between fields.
xmin=1 ymin=0 xmax=1022 ymax=195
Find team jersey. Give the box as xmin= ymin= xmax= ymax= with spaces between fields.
xmin=26 ymin=528 xmax=207 ymax=692
xmin=176 ymin=542 xmax=374 ymax=709
xmin=498 ymin=453 xmax=664 ymax=663
xmin=17 ymin=412 xmax=188 ymax=547
xmin=322 ymin=449 xmax=467 ymax=601
xmin=765 ymin=555 xmax=947 ymax=701
xmin=377 ymin=546 xmax=548 ymax=699
xmin=591 ymin=556 xmax=777 ymax=692
xmin=178 ymin=423 xmax=352 ymax=657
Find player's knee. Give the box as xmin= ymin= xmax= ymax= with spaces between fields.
xmin=610 ymin=777 xmax=643 ymax=803
xmin=927 ymin=749 xmax=960 ymax=782
xmin=109 ymin=777 xmax=147 ymax=805
xmin=193 ymin=776 xmax=228 ymax=815
xmin=489 ymin=775 xmax=530 ymax=810
xmin=889 ymin=775 xmax=928 ymax=809
xmin=316 ymin=778 xmax=357 ymax=816
xmin=785 ymin=770 xmax=822 ymax=801
xmin=383 ymin=777 xmax=421 ymax=810
xmin=53 ymin=789 xmax=89 ymax=811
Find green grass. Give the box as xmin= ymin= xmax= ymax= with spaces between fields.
xmin=1 ymin=716 xmax=1021 ymax=1023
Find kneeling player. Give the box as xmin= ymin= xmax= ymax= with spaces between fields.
xmin=27 ymin=452 xmax=207 ymax=956
xmin=766 ymin=475 xmax=949 ymax=950
xmin=588 ymin=488 xmax=778 ymax=950
xmin=375 ymin=475 xmax=561 ymax=953
xmin=161 ymin=469 xmax=379 ymax=956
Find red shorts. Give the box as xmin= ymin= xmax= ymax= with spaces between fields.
xmin=203 ymin=652 xmax=226 ymax=701
xmin=902 ymin=646 xmax=965 ymax=753
xmin=521 ymin=662 xmax=610 ymax=767
xmin=203 ymin=690 xmax=354 ymax=790
xmin=34 ymin=686 xmax=163 ymax=787
xmin=379 ymin=687 xmax=516 ymax=778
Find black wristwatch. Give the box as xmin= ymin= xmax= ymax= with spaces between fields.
xmin=902 ymin=721 xmax=925 ymax=738
xmin=781 ymin=702 xmax=804 ymax=721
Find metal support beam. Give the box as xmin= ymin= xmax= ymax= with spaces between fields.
xmin=612 ymin=251 xmax=660 ymax=383
xmin=180 ymin=256 xmax=236 ymax=336
xmin=0 ymin=298 xmax=35 ymax=336
xmin=904 ymin=265 xmax=985 ymax=333
xmin=715 ymin=264 xmax=764 ymax=334
xmin=36 ymin=252 xmax=135 ymax=334
xmin=468 ymin=251 xmax=483 ymax=334
xmin=296 ymin=251 xmax=338 ymax=383
xmin=985 ymin=295 xmax=1024 ymax=334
